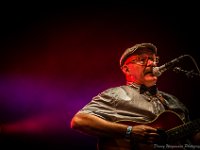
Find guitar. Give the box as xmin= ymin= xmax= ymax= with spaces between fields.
xmin=99 ymin=110 xmax=200 ymax=150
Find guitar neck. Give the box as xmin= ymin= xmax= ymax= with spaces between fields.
xmin=166 ymin=119 xmax=200 ymax=142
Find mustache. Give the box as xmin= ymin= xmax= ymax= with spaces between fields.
xmin=144 ymin=68 xmax=153 ymax=75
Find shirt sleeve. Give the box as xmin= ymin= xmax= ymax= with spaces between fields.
xmin=77 ymin=87 xmax=118 ymax=121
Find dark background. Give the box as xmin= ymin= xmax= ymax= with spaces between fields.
xmin=0 ymin=2 xmax=200 ymax=149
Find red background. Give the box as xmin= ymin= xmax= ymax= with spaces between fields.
xmin=0 ymin=2 xmax=200 ymax=149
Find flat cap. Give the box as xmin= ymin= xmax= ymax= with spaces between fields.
xmin=119 ymin=43 xmax=157 ymax=67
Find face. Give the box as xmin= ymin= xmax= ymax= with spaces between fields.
xmin=122 ymin=50 xmax=159 ymax=87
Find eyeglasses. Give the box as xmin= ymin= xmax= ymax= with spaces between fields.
xmin=126 ymin=55 xmax=159 ymax=66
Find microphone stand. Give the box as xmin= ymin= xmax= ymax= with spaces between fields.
xmin=173 ymin=67 xmax=200 ymax=78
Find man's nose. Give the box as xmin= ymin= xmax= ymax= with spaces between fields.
xmin=147 ymin=59 xmax=157 ymax=67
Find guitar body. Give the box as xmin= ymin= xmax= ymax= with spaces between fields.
xmin=119 ymin=110 xmax=184 ymax=131
xmin=99 ymin=110 xmax=190 ymax=150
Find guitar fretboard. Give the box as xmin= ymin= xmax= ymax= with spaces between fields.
xmin=166 ymin=119 xmax=200 ymax=142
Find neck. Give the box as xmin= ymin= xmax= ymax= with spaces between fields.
xmin=126 ymin=81 xmax=156 ymax=87
xmin=126 ymin=81 xmax=140 ymax=86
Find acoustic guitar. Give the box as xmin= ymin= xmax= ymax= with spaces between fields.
xmin=99 ymin=110 xmax=200 ymax=150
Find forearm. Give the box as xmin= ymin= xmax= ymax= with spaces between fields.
xmin=70 ymin=113 xmax=128 ymax=138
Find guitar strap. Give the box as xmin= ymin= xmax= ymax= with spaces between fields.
xmin=155 ymin=93 xmax=169 ymax=110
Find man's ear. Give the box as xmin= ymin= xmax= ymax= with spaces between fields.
xmin=121 ymin=65 xmax=129 ymax=74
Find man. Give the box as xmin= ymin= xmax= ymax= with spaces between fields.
xmin=70 ymin=43 xmax=200 ymax=150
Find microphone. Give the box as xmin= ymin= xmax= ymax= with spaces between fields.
xmin=153 ymin=54 xmax=187 ymax=77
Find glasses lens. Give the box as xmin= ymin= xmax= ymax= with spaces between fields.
xmin=155 ymin=56 xmax=159 ymax=64
xmin=135 ymin=56 xmax=159 ymax=65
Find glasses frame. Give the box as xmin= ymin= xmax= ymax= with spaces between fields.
xmin=125 ymin=55 xmax=159 ymax=66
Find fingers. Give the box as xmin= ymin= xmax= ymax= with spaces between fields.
xmin=143 ymin=126 xmax=158 ymax=133
xmin=132 ymin=125 xmax=162 ymax=144
xmin=144 ymin=132 xmax=161 ymax=143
